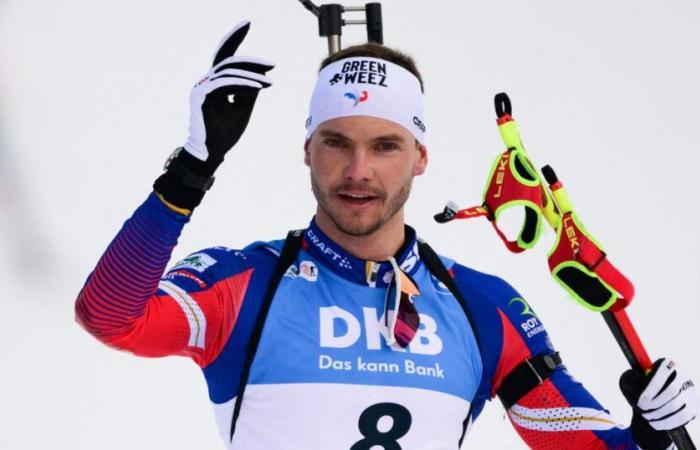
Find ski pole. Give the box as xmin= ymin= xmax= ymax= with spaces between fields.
xmin=541 ymin=166 xmax=696 ymax=450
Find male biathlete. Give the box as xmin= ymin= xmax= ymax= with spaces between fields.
xmin=76 ymin=21 xmax=697 ymax=449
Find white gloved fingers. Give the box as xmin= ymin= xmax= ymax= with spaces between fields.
xmin=638 ymin=359 xmax=676 ymax=408
xmin=182 ymin=20 xmax=273 ymax=165
xmin=210 ymin=69 xmax=273 ymax=88
xmin=643 ymin=389 xmax=698 ymax=430
xmin=212 ymin=20 xmax=251 ymax=66
xmin=635 ymin=358 xmax=699 ymax=431
xmin=645 ymin=409 xmax=696 ymax=431
xmin=643 ymin=399 xmax=686 ymax=421
xmin=185 ymin=77 xmax=264 ymax=160
xmin=196 ymin=77 xmax=264 ymax=97
xmin=213 ymin=55 xmax=275 ymax=75
xmin=639 ymin=359 xmax=685 ymax=410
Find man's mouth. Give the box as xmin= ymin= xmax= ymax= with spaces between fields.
xmin=337 ymin=192 xmax=380 ymax=206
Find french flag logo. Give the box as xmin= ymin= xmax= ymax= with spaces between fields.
xmin=344 ymin=90 xmax=369 ymax=107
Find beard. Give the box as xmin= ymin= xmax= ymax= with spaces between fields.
xmin=310 ymin=170 xmax=412 ymax=237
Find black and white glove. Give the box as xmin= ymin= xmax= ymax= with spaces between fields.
xmin=154 ymin=20 xmax=274 ymax=210
xmin=620 ymin=358 xmax=698 ymax=449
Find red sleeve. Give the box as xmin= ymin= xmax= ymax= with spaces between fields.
xmin=493 ymin=303 xmax=637 ymax=449
xmin=95 ymin=266 xmax=254 ymax=367
xmin=75 ymin=193 xmax=255 ymax=368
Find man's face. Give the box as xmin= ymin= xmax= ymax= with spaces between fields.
xmin=304 ymin=116 xmax=428 ymax=237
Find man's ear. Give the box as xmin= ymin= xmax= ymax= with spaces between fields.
xmin=304 ymin=139 xmax=311 ymax=167
xmin=414 ymin=144 xmax=428 ymax=176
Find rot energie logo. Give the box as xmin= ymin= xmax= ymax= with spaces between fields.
xmin=344 ymin=90 xmax=369 ymax=107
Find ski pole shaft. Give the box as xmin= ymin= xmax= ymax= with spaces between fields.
xmin=602 ymin=309 xmax=652 ymax=371
xmin=602 ymin=309 xmax=696 ymax=449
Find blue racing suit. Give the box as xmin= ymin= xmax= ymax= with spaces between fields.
xmin=75 ymin=192 xmax=639 ymax=449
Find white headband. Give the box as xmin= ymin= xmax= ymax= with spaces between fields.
xmin=305 ymin=56 xmax=426 ymax=144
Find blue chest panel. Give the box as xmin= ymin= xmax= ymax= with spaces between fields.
xmin=247 ymin=250 xmax=483 ymax=402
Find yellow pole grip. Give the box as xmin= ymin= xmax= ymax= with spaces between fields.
xmin=542 ymin=196 xmax=561 ymax=230
xmin=551 ymin=184 xmax=574 ymax=215
xmin=498 ymin=120 xmax=525 ymax=152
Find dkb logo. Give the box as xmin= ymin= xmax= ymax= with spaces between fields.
xmin=319 ymin=306 xmax=443 ymax=355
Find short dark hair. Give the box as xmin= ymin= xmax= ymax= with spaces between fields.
xmin=319 ymin=43 xmax=424 ymax=92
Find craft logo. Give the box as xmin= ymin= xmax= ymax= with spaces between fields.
xmin=413 ymin=116 xmax=426 ymax=133
xmin=299 ymin=261 xmax=318 ymax=282
xmin=305 ymin=115 xmax=312 ymax=129
xmin=328 ymin=59 xmax=389 ymax=87
xmin=344 ymin=90 xmax=369 ymax=107
xmin=306 ymin=228 xmax=353 ymax=270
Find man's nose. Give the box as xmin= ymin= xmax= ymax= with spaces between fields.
xmin=342 ymin=148 xmax=373 ymax=181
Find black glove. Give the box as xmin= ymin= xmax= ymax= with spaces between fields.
xmin=154 ymin=20 xmax=274 ymax=210
xmin=620 ymin=358 xmax=698 ymax=449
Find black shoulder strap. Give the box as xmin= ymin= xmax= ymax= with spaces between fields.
xmin=229 ymin=229 xmax=304 ymax=441
xmin=416 ymin=240 xmax=482 ymax=352
xmin=418 ymin=240 xmax=563 ymax=412
xmin=417 ymin=240 xmax=483 ymax=446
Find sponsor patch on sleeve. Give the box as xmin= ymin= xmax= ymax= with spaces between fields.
xmin=163 ymin=270 xmax=208 ymax=288
xmin=171 ymin=252 xmax=217 ymax=273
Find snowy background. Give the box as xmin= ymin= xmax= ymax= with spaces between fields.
xmin=1 ymin=0 xmax=699 ymax=448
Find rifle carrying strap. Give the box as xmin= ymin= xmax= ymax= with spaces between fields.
xmin=229 ymin=229 xmax=304 ymax=441
xmin=416 ymin=239 xmax=483 ymax=446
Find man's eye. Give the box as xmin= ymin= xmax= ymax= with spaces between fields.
xmin=377 ymin=142 xmax=399 ymax=151
xmin=324 ymin=138 xmax=344 ymax=148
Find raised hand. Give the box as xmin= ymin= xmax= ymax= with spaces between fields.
xmin=155 ymin=21 xmax=275 ymax=210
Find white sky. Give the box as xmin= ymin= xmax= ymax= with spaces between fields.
xmin=1 ymin=0 xmax=698 ymax=448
